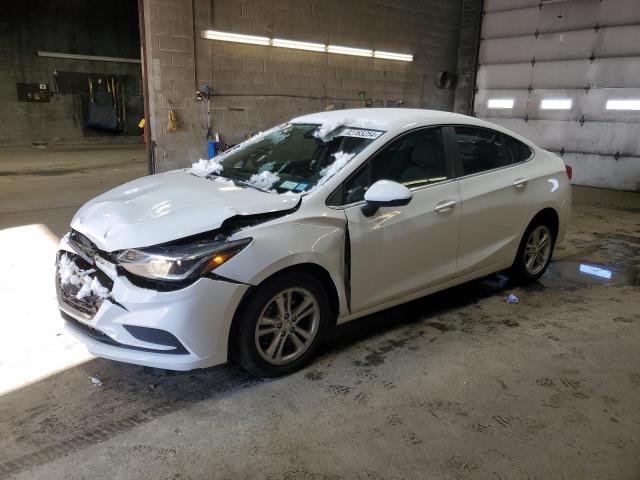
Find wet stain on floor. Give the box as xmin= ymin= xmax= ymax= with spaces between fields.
xmin=541 ymin=260 xmax=639 ymax=288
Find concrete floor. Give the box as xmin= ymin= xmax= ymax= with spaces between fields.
xmin=0 ymin=146 xmax=639 ymax=480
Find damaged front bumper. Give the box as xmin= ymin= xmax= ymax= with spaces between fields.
xmin=56 ymin=234 xmax=250 ymax=370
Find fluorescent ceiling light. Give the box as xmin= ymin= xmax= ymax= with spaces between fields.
xmin=373 ymin=51 xmax=413 ymax=62
xmin=202 ymin=30 xmax=270 ymax=46
xmin=605 ymin=99 xmax=640 ymax=111
xmin=37 ymin=51 xmax=140 ymax=64
xmin=540 ymin=98 xmax=572 ymax=110
xmin=272 ymin=38 xmax=326 ymax=52
xmin=487 ymin=98 xmax=514 ymax=109
xmin=201 ymin=30 xmax=412 ymax=62
xmin=327 ymin=45 xmax=373 ymax=57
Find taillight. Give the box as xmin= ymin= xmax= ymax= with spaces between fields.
xmin=565 ymin=164 xmax=573 ymax=180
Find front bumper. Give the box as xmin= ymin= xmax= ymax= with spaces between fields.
xmin=57 ymin=237 xmax=249 ymax=370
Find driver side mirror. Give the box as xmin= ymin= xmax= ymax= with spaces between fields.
xmin=361 ymin=180 xmax=413 ymax=217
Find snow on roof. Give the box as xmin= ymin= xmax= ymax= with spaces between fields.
xmin=290 ymin=108 xmax=472 ymax=130
xmin=290 ymin=108 xmax=536 ymax=147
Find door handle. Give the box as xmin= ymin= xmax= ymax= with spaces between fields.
xmin=513 ymin=178 xmax=528 ymax=189
xmin=434 ymin=200 xmax=456 ymax=213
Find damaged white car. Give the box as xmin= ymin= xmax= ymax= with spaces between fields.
xmin=57 ymin=108 xmax=571 ymax=376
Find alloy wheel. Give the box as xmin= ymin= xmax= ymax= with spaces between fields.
xmin=254 ymin=287 xmax=320 ymax=365
xmin=524 ymin=225 xmax=552 ymax=276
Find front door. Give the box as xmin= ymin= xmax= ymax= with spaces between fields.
xmin=337 ymin=127 xmax=462 ymax=314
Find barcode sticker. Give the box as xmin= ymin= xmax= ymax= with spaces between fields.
xmin=338 ymin=128 xmax=384 ymax=139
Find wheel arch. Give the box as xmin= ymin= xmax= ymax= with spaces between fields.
xmin=528 ymin=207 xmax=559 ymax=235
xmin=227 ymin=262 xmax=340 ymax=361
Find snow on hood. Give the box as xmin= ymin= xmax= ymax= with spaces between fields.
xmin=70 ymin=171 xmax=299 ymax=252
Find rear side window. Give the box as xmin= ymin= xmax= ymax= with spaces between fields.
xmin=454 ymin=127 xmax=530 ymax=176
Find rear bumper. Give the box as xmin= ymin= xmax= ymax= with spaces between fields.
xmin=557 ymin=183 xmax=572 ymax=245
xmin=57 ymin=239 xmax=250 ymax=370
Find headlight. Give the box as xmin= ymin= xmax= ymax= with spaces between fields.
xmin=116 ymin=237 xmax=252 ymax=281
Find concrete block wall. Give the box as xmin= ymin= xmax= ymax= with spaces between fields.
xmin=0 ymin=0 xmax=143 ymax=147
xmin=144 ymin=0 xmax=480 ymax=171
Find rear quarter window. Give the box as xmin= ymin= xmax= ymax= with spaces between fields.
xmin=454 ymin=127 xmax=533 ymax=176
xmin=503 ymin=135 xmax=533 ymax=163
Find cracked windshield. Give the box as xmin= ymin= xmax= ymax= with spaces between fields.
xmin=191 ymin=123 xmax=384 ymax=193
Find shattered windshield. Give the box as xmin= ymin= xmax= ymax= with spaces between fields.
xmin=190 ymin=123 xmax=384 ymax=193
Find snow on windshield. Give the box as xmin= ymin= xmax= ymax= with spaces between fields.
xmin=189 ymin=119 xmax=385 ymax=194
xmin=312 ymin=117 xmax=386 ymax=141
xmin=247 ymin=170 xmax=280 ymax=190
xmin=317 ymin=151 xmax=356 ymax=186
xmin=189 ymin=158 xmax=223 ymax=176
xmin=190 ymin=125 xmax=291 ymax=177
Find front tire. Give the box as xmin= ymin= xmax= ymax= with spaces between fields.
xmin=509 ymin=219 xmax=556 ymax=284
xmin=233 ymin=272 xmax=330 ymax=377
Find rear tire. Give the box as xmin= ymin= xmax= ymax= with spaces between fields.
xmin=509 ymin=218 xmax=557 ymax=284
xmin=233 ymin=272 xmax=329 ymax=377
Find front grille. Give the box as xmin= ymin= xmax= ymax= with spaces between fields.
xmin=56 ymin=251 xmax=114 ymax=320
xmin=59 ymin=281 xmax=101 ymax=317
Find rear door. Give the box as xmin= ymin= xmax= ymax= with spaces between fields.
xmin=331 ymin=127 xmax=462 ymax=313
xmin=452 ymin=126 xmax=535 ymax=277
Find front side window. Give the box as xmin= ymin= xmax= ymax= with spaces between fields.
xmin=198 ymin=123 xmax=381 ymax=193
xmin=338 ymin=128 xmax=448 ymax=204
xmin=454 ymin=127 xmax=529 ymax=176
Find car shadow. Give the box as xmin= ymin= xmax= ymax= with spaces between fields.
xmin=0 ymin=272 xmax=515 ymax=478
xmin=327 ymin=272 xmax=514 ymax=349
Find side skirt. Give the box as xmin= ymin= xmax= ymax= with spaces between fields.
xmin=336 ymin=258 xmax=512 ymax=325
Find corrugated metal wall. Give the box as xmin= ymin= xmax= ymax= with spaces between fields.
xmin=475 ymin=0 xmax=640 ymax=191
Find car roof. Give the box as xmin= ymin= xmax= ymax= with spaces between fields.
xmin=290 ymin=108 xmax=536 ymax=147
xmin=291 ymin=108 xmax=480 ymax=129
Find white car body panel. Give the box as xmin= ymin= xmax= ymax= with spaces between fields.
xmin=455 ymin=160 xmax=535 ymax=278
xmin=71 ymin=171 xmax=299 ymax=251
xmin=57 ymin=108 xmax=571 ymax=370
xmin=215 ymin=206 xmax=350 ymax=317
xmin=345 ymin=180 xmax=462 ymax=312
xmin=58 ymin=237 xmax=249 ymax=369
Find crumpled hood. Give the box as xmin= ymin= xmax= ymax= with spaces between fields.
xmin=71 ymin=171 xmax=299 ymax=252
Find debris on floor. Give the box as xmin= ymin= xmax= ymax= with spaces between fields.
xmin=505 ymin=294 xmax=519 ymax=304
xmin=89 ymin=376 xmax=103 ymax=387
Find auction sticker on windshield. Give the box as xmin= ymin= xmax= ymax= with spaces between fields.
xmin=338 ymin=128 xmax=384 ymax=139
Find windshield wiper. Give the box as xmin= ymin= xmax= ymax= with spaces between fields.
xmin=236 ymin=180 xmax=276 ymax=194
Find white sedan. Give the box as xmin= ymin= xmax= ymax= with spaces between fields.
xmin=57 ymin=109 xmax=572 ymax=376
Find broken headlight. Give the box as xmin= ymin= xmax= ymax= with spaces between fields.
xmin=116 ymin=237 xmax=252 ymax=281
